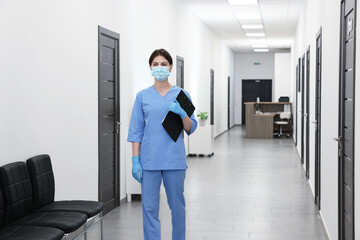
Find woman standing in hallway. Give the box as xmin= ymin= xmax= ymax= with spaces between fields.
xmin=127 ymin=48 xmax=198 ymax=240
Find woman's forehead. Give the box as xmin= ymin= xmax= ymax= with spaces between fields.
xmin=152 ymin=55 xmax=169 ymax=63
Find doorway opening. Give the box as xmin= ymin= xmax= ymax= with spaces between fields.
xmin=210 ymin=69 xmax=214 ymax=125
xmin=339 ymin=0 xmax=356 ymax=239
xmin=305 ymin=46 xmax=310 ymax=179
xmin=315 ymin=28 xmax=322 ymax=210
xmin=98 ymin=26 xmax=120 ymax=215
xmin=228 ymin=76 xmax=231 ymax=130
xmin=301 ymin=54 xmax=305 ymax=165
xmin=241 ymin=79 xmax=272 ymax=125
xmin=176 ymin=56 xmax=184 ymax=89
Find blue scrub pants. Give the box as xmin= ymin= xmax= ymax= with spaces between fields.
xmin=141 ymin=170 xmax=186 ymax=240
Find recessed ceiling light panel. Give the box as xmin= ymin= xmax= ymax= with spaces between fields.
xmin=254 ymin=49 xmax=269 ymax=52
xmin=228 ymin=0 xmax=258 ymax=5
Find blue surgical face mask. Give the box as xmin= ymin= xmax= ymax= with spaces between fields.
xmin=151 ymin=66 xmax=170 ymax=81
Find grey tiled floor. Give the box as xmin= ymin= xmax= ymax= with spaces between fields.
xmin=87 ymin=126 xmax=327 ymax=239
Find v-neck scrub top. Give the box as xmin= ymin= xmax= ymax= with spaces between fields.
xmin=127 ymin=85 xmax=198 ymax=170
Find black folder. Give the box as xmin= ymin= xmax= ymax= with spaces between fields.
xmin=162 ymin=90 xmax=195 ymax=142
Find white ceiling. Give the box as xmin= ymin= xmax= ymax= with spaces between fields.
xmin=181 ymin=0 xmax=304 ymax=53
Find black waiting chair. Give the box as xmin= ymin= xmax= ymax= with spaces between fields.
xmin=0 ymin=162 xmax=88 ymax=240
xmin=26 ymin=154 xmax=104 ymax=239
xmin=0 ymin=190 xmax=65 ymax=240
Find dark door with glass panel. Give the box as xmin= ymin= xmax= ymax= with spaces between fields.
xmin=98 ymin=26 xmax=120 ymax=215
xmin=339 ymin=0 xmax=356 ymax=239
xmin=210 ymin=69 xmax=214 ymax=125
xmin=315 ymin=28 xmax=322 ymax=210
xmin=176 ymin=56 xmax=184 ymax=89
xmin=305 ymin=47 xmax=310 ymax=179
xmin=301 ymin=55 xmax=305 ymax=165
xmin=241 ymin=79 xmax=272 ymax=124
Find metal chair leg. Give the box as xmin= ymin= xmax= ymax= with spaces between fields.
xmin=84 ymin=223 xmax=87 ymax=240
xmin=100 ymin=212 xmax=104 ymax=240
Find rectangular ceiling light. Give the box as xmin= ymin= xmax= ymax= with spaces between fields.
xmin=254 ymin=49 xmax=269 ymax=52
xmin=242 ymin=24 xmax=263 ymax=29
xmin=246 ymin=33 xmax=265 ymax=37
xmin=228 ymin=0 xmax=258 ymax=5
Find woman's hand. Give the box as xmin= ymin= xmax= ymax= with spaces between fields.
xmin=169 ymin=100 xmax=187 ymax=119
xmin=132 ymin=156 xmax=143 ymax=183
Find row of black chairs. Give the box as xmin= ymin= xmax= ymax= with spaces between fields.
xmin=0 ymin=154 xmax=104 ymax=240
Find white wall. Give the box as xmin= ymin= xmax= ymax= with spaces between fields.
xmin=291 ymin=0 xmax=360 ymax=239
xmin=274 ymin=53 xmax=292 ymax=101
xmin=234 ymin=53 xmax=275 ymax=124
xmin=0 ymin=0 xmax=234 ymax=201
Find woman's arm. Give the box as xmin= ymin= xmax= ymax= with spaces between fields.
xmin=132 ymin=142 xmax=141 ymax=156
xmin=182 ymin=116 xmax=193 ymax=133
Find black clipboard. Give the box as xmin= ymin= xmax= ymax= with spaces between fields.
xmin=162 ymin=90 xmax=195 ymax=142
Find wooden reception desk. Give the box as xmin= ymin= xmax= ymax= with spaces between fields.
xmin=245 ymin=102 xmax=292 ymax=139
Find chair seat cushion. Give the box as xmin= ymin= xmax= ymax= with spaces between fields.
xmin=0 ymin=225 xmax=64 ymax=240
xmin=11 ymin=211 xmax=87 ymax=233
xmin=39 ymin=201 xmax=104 ymax=218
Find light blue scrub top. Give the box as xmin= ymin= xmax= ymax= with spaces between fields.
xmin=127 ymin=85 xmax=198 ymax=170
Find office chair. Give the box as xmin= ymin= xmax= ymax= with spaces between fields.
xmin=274 ymin=112 xmax=291 ymax=138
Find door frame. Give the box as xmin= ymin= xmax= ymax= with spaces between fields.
xmin=306 ymin=46 xmax=310 ymax=179
xmin=338 ymin=0 xmax=356 ymax=238
xmin=315 ymin=27 xmax=322 ymax=209
xmin=98 ymin=26 xmax=120 ymax=210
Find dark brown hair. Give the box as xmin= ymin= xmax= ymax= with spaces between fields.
xmin=149 ymin=49 xmax=173 ymax=66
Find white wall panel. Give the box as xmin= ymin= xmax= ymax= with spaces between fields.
xmin=0 ymin=0 xmax=234 ymax=201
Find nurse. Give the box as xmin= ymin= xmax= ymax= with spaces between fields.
xmin=127 ymin=49 xmax=197 ymax=240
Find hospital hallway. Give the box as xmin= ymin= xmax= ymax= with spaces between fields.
xmin=86 ymin=126 xmax=327 ymax=240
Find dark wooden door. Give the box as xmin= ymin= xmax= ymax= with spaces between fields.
xmin=98 ymin=26 xmax=120 ymax=215
xmin=295 ymin=58 xmax=301 ymax=146
xmin=339 ymin=0 xmax=356 ymax=239
xmin=228 ymin=76 xmax=231 ymax=130
xmin=301 ymin=54 xmax=305 ymax=165
xmin=210 ymin=69 xmax=214 ymax=125
xmin=176 ymin=56 xmax=184 ymax=88
xmin=315 ymin=28 xmax=322 ymax=210
xmin=306 ymin=47 xmax=310 ymax=179
xmin=242 ymin=80 xmax=272 ymax=124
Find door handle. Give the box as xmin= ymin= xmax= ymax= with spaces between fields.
xmin=116 ymin=121 xmax=122 ymax=134
xmin=311 ymin=121 xmax=317 ymax=124
xmin=333 ymin=137 xmax=342 ymax=142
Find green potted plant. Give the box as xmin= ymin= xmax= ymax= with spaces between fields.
xmin=197 ymin=110 xmax=209 ymax=126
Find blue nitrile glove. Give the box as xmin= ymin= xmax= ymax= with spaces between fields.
xmin=169 ymin=100 xmax=187 ymax=119
xmin=132 ymin=156 xmax=142 ymax=183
